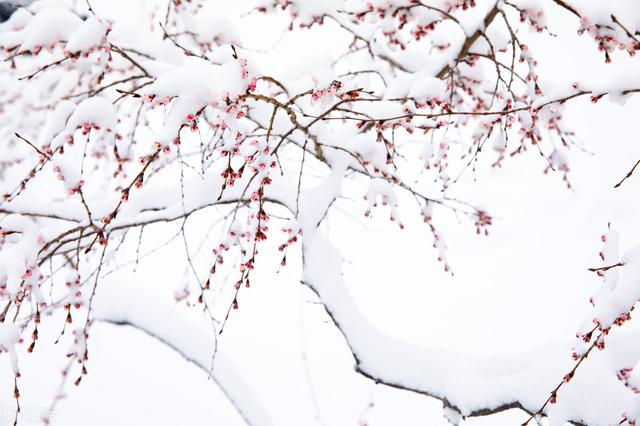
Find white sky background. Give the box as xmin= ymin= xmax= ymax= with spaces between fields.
xmin=1 ymin=1 xmax=640 ymax=425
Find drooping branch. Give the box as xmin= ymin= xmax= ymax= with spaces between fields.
xmin=294 ymin=165 xmax=640 ymax=426
xmin=96 ymin=296 xmax=274 ymax=426
xmin=93 ymin=282 xmax=274 ymax=426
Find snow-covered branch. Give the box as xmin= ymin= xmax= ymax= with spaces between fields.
xmin=94 ymin=284 xmax=274 ymax=426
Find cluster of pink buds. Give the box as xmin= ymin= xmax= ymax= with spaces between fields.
xmin=353 ymin=5 xmax=418 ymax=50
xmin=432 ymin=138 xmax=451 ymax=184
xmin=474 ymin=210 xmax=492 ymax=236
xmin=431 ymin=225 xmax=451 ymax=273
xmin=211 ymin=235 xmax=233 ymax=266
xmin=220 ymin=159 xmax=242 ymax=191
xmin=63 ymin=271 xmax=82 ymax=325
xmin=238 ymin=58 xmax=249 ymax=79
xmin=64 ymin=272 xmax=82 ymax=309
xmin=408 ymin=95 xmax=451 ymax=112
xmin=18 ymin=265 xmax=45 ymax=309
xmin=245 ymin=140 xmax=277 ymax=191
xmin=206 ymin=206 xmax=270 ymax=300
xmin=352 ymin=6 xmax=409 ymax=49
xmin=26 ymin=309 xmax=42 ymax=354
xmin=82 ymin=122 xmax=105 ymax=136
xmin=545 ymin=149 xmax=571 ymax=189
xmin=411 ymin=22 xmax=439 ymax=42
xmin=443 ymin=0 xmax=476 ymax=11
xmin=247 ymin=204 xmax=270 ymax=244
xmin=214 ymin=128 xmax=253 ymax=199
xmin=353 ymin=3 xmax=386 ymax=21
xmin=41 ymin=145 xmax=54 ymax=157
xmin=248 ymin=77 xmax=257 ymax=92
xmin=363 ymin=179 xmax=403 ymax=228
xmin=350 ymin=130 xmax=396 ymax=178
xmin=52 ymin=164 xmax=85 ymax=196
xmin=519 ymin=44 xmax=542 ymax=98
xmin=352 ymin=2 xmax=461 ymax=48
xmin=517 ymin=6 xmax=546 ymax=32
xmin=227 ymin=103 xmax=246 ymax=124
xmin=64 ymin=30 xmax=112 ymax=61
xmin=143 ymin=94 xmax=174 ymax=107
xmin=616 ymin=360 xmax=640 ymax=425
xmin=422 ymin=201 xmax=434 ymax=223
xmin=64 ymin=328 xmax=89 ymax=388
xmin=312 ymin=80 xmax=344 ymax=103
xmin=67 ymin=329 xmax=88 ymax=371
xmin=174 ymin=285 xmax=191 ymax=303
xmin=66 ymin=180 xmax=85 ymax=196
xmin=516 ymin=108 xmax=540 ymax=146
xmin=278 ymin=222 xmax=302 ymax=266
xmin=578 ymin=16 xmax=639 ymax=62
xmin=210 ymin=222 xmax=250 ymax=273
xmin=617 ymin=368 xmax=640 ymax=391
xmin=595 ymin=334 xmax=605 ymax=350
xmin=450 ymin=69 xmax=484 ymax=105
xmin=171 ymin=0 xmax=204 ymax=14
xmin=562 ymin=371 xmax=574 ymax=383
xmin=571 ymin=329 xmax=593 ymax=360
xmin=614 ymin=311 xmax=632 ymax=326
xmin=236 ymin=57 xmax=258 ymax=91
xmin=278 ymin=222 xmax=302 ymax=251
xmin=23 ymin=40 xmax=65 ymax=55
xmin=153 ymin=141 xmax=174 ymax=155
xmin=62 ymin=121 xmax=116 ymax=149
xmin=543 ymin=105 xmax=575 ymax=144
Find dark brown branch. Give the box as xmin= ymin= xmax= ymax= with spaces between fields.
xmin=588 ymin=262 xmax=625 ymax=273
xmin=436 ymin=4 xmax=500 ymax=79
xmin=14 ymin=133 xmax=49 ymax=159
xmin=523 ymin=326 xmax=600 ymax=425
xmin=614 ymin=158 xmax=640 ymax=188
xmin=18 ymin=55 xmax=71 ymax=81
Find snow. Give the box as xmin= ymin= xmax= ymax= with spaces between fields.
xmin=347 ymin=133 xmax=388 ymax=174
xmin=259 ymin=0 xmax=343 ymax=25
xmin=301 ymin=204 xmax=640 ymax=424
xmin=37 ymin=100 xmax=75 ymax=148
xmin=0 ymin=323 xmax=21 ymax=374
xmin=189 ymin=2 xmax=242 ymax=46
xmin=51 ymin=97 xmax=117 ymax=150
xmin=569 ymin=0 xmax=640 ymax=28
xmin=0 ymin=214 xmax=44 ymax=297
xmin=65 ymin=16 xmax=109 ymax=54
xmin=364 ymin=179 xmax=401 ymax=225
xmin=443 ymin=405 xmax=462 ymax=425
xmin=591 ymin=245 xmax=640 ymax=329
xmin=140 ymin=58 xmax=252 ymax=145
xmin=0 ymin=7 xmax=82 ymax=52
xmin=408 ymin=75 xmax=447 ymax=103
